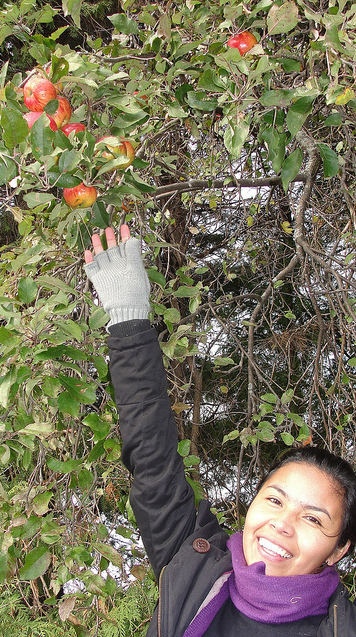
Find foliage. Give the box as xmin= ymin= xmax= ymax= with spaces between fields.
xmin=0 ymin=0 xmax=355 ymax=631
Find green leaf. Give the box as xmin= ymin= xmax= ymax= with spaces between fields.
xmin=173 ymin=285 xmax=201 ymax=298
xmin=78 ymin=468 xmax=94 ymax=491
xmin=0 ymin=371 xmax=12 ymax=409
xmin=286 ymin=97 xmax=314 ymax=137
xmin=57 ymin=391 xmax=80 ymax=417
xmin=177 ymin=439 xmax=191 ymax=457
xmin=276 ymin=58 xmax=302 ymax=73
xmin=104 ymin=438 xmax=121 ymax=461
xmin=0 ymin=157 xmax=18 ymax=186
xmin=281 ymin=389 xmax=294 ymax=404
xmin=288 ymin=412 xmax=305 ymax=427
xmin=30 ymin=113 xmax=56 ymax=159
xmin=318 ymin=144 xmax=339 ymax=178
xmin=259 ymin=89 xmax=294 ymax=107
xmin=47 ymin=457 xmax=82 ymax=472
xmin=59 ymin=374 xmax=96 ymax=405
xmin=261 ymin=128 xmax=286 ymax=173
xmin=267 ymin=2 xmax=299 ymax=35
xmin=261 ymin=393 xmax=277 ymax=404
xmin=92 ymin=201 xmax=110 ymax=229
xmin=158 ymin=13 xmax=171 ymax=40
xmin=124 ymin=172 xmax=155 ymax=193
xmin=36 ymin=275 xmax=75 ymax=294
xmin=222 ymin=430 xmax=240 ymax=444
xmin=281 ymin=432 xmax=294 ymax=446
xmin=213 ymin=356 xmax=234 ymax=367
xmin=35 ymin=345 xmax=88 ymax=362
xmin=164 ymin=307 xmax=181 ymax=324
xmin=324 ymin=112 xmax=342 ymax=127
xmin=62 ymin=0 xmax=82 ymax=28
xmin=1 ymin=107 xmax=29 ymax=148
xmin=93 ymin=543 xmax=123 ymax=568
xmin=281 ymin=148 xmax=303 ymax=192
xmin=256 ymin=426 xmax=275 ymax=442
xmin=18 ymin=277 xmax=38 ymax=304
xmin=83 ymin=413 xmax=110 ymax=442
xmin=108 ymin=13 xmax=139 ymax=34
xmin=87 ymin=441 xmax=105 ymax=463
xmin=0 ymin=26 xmax=13 ymax=47
xmin=186 ymin=91 xmax=218 ymax=112
xmin=32 ymin=491 xmax=52 ymax=516
xmin=17 ymin=422 xmax=54 ymax=439
xmin=224 ymin=118 xmax=249 ymax=159
xmin=198 ymin=69 xmax=226 ymax=92
xmin=347 ymin=357 xmax=356 ymax=367
xmin=276 ymin=413 xmax=285 ymax=426
xmin=23 ymin=192 xmax=55 ymax=208
xmin=88 ymin=306 xmax=109 ymax=330
xmin=147 ymin=268 xmax=166 ymax=288
xmin=19 ymin=546 xmax=51 ymax=580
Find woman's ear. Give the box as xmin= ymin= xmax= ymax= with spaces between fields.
xmin=327 ymin=539 xmax=351 ymax=566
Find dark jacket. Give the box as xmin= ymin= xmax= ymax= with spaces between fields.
xmin=108 ymin=327 xmax=356 ymax=637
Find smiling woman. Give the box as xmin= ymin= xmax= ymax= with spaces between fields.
xmin=243 ymin=452 xmax=355 ymax=577
xmin=85 ymin=226 xmax=356 ymax=637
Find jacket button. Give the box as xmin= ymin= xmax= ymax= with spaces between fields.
xmin=193 ymin=538 xmax=210 ymax=553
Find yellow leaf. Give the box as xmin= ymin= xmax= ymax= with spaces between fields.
xmin=335 ymin=88 xmax=355 ymax=105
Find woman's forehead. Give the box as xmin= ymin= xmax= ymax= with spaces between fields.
xmin=262 ymin=462 xmax=344 ymax=515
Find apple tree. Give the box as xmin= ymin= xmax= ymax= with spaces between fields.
xmin=0 ymin=0 xmax=355 ymax=632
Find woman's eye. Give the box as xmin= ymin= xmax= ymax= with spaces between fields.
xmin=267 ymin=497 xmax=281 ymax=506
xmin=305 ymin=516 xmax=321 ymax=526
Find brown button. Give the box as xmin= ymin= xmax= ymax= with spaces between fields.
xmin=192 ymin=538 xmax=210 ymax=553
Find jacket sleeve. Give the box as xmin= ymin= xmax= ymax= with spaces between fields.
xmin=108 ymin=327 xmax=197 ymax=579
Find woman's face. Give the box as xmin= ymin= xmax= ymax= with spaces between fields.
xmin=243 ymin=462 xmax=350 ymax=576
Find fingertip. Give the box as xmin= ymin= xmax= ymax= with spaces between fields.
xmin=120 ymin=224 xmax=130 ymax=242
xmin=84 ymin=250 xmax=93 ymax=264
xmin=105 ymin=227 xmax=117 ymax=249
xmin=92 ymin=233 xmax=104 ymax=254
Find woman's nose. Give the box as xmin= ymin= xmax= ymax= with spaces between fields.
xmin=269 ymin=510 xmax=295 ymax=535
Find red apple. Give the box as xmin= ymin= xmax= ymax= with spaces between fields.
xmin=23 ymin=75 xmax=57 ymax=112
xmin=61 ymin=122 xmax=86 ymax=137
xmin=227 ymin=31 xmax=257 ymax=55
xmin=98 ymin=136 xmax=135 ymax=169
xmin=63 ymin=183 xmax=97 ymax=209
xmin=23 ymin=111 xmax=57 ymax=131
xmin=51 ymin=97 xmax=72 ymax=129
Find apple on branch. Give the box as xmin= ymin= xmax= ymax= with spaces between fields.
xmin=23 ymin=111 xmax=57 ymax=132
xmin=23 ymin=75 xmax=57 ymax=112
xmin=97 ymin=136 xmax=135 ymax=169
xmin=61 ymin=122 xmax=86 ymax=137
xmin=63 ymin=183 xmax=97 ymax=209
xmin=51 ymin=97 xmax=72 ymax=129
xmin=226 ymin=31 xmax=257 ymax=55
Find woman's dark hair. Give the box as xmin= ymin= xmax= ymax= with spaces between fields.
xmin=257 ymin=447 xmax=356 ymax=554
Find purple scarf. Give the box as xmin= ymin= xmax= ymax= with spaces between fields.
xmin=183 ymin=532 xmax=340 ymax=637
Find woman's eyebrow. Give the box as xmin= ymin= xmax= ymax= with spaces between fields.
xmin=267 ymin=485 xmax=332 ymax=520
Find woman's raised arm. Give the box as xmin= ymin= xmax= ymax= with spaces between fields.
xmin=84 ymin=227 xmax=197 ymax=579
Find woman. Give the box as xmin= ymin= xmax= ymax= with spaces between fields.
xmin=84 ymin=226 xmax=356 ymax=637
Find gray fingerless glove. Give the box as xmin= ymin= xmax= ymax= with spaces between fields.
xmin=84 ymin=237 xmax=150 ymax=327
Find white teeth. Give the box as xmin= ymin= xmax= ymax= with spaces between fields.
xmin=259 ymin=537 xmax=292 ymax=559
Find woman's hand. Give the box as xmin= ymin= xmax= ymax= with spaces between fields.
xmin=84 ymin=225 xmax=150 ymax=326
xmin=84 ymin=225 xmax=131 ymax=263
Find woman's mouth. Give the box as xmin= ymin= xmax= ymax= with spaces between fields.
xmin=258 ymin=537 xmax=292 ymax=559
